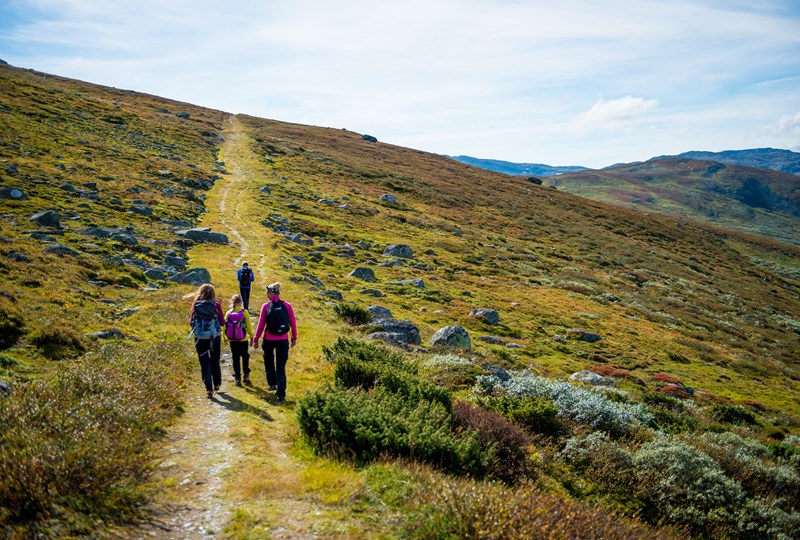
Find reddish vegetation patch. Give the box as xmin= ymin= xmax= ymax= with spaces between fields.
xmin=659 ymin=384 xmax=693 ymax=399
xmin=738 ymin=399 xmax=766 ymax=411
xmin=591 ymin=365 xmax=644 ymax=384
xmin=653 ymin=373 xmax=680 ymax=384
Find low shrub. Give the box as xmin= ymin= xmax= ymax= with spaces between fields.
xmin=0 ymin=341 xmax=187 ymax=530
xmin=332 ymin=302 xmax=371 ymax=325
xmin=28 ymin=321 xmax=85 ymax=360
xmin=711 ymin=403 xmax=759 ymax=426
xmin=0 ymin=303 xmax=25 ymax=351
xmin=422 ymin=354 xmax=485 ymax=390
xmin=476 ymin=373 xmax=653 ymax=436
xmin=296 ymin=385 xmax=485 ymax=477
xmin=478 ymin=394 xmax=563 ymax=436
xmin=407 ymin=475 xmax=681 ymax=540
xmin=323 ymin=336 xmax=408 ymax=370
xmin=452 ymin=401 xmax=533 ymax=484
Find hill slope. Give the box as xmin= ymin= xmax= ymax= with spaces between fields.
xmin=657 ymin=148 xmax=800 ymax=175
xmin=1 ymin=62 xmax=799 ymax=538
xmin=546 ymin=157 xmax=800 ymax=249
xmin=446 ymin=154 xmax=589 ymax=176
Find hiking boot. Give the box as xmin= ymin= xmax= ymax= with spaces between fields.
xmin=276 ymin=396 xmax=285 ymax=403
xmin=214 ymin=385 xmax=220 ymax=392
xmin=244 ymin=378 xmax=252 ymax=386
xmin=207 ymin=390 xmax=214 ymax=398
xmin=269 ymin=385 xmax=277 ymax=391
xmin=235 ymin=380 xmax=243 ymax=387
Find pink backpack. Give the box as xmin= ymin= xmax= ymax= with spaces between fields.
xmin=225 ymin=310 xmax=246 ymax=340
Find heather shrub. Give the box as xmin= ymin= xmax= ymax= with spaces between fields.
xmin=0 ymin=303 xmax=24 ymax=351
xmin=332 ymin=302 xmax=371 ymax=325
xmin=632 ymin=436 xmax=744 ymax=532
xmin=692 ymin=432 xmax=800 ymax=503
xmin=451 ymin=401 xmax=533 ymax=484
xmin=296 ymin=386 xmax=485 ymax=476
xmin=478 ymin=394 xmax=563 ymax=436
xmin=735 ymin=496 xmax=800 ymax=540
xmin=323 ymin=336 xmax=408 ymax=370
xmin=28 ymin=321 xmax=86 ymax=360
xmin=711 ymin=403 xmax=759 ymax=426
xmin=0 ymin=341 xmax=186 ymax=527
xmin=476 ymin=373 xmax=653 ymax=436
xmin=408 ymin=476 xmax=681 ymax=540
xmin=422 ymin=354 xmax=485 ymax=390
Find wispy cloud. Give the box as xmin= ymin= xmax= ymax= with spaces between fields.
xmin=572 ymin=97 xmax=659 ymax=132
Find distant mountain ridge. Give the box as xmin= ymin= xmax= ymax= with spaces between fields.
xmin=446 ymin=155 xmax=589 ymax=176
xmin=655 ymin=148 xmax=800 ymax=175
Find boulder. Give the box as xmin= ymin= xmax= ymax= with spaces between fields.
xmin=110 ymin=233 xmax=138 ymax=246
xmin=367 ymin=305 xmax=392 ymax=320
xmin=431 ymin=325 xmax=471 ymax=350
xmin=393 ymin=278 xmax=424 ymax=289
xmin=0 ymin=187 xmax=27 ymax=200
xmin=0 ymin=381 xmax=10 ymax=396
xmin=477 ymin=335 xmax=507 ymax=345
xmin=367 ymin=318 xmax=420 ymax=347
xmin=144 ymin=267 xmax=177 ymax=280
xmin=286 ymin=233 xmax=315 ymax=246
xmin=383 ymin=244 xmax=414 ymax=259
xmin=569 ymin=371 xmax=614 ymax=386
xmin=566 ymin=329 xmax=602 ymax=343
xmin=168 ymin=268 xmax=211 ymax=285
xmin=482 ymin=364 xmax=511 ymax=382
xmin=362 ymin=134 xmax=378 ymax=143
xmin=360 ymin=289 xmax=384 ymax=297
xmin=29 ymin=210 xmax=61 ymax=229
xmin=87 ymin=329 xmax=126 ymax=340
xmin=320 ymin=290 xmax=343 ymax=301
xmin=164 ymin=255 xmax=187 ymax=270
xmin=182 ymin=228 xmax=229 ymax=244
xmin=470 ymin=308 xmax=500 ymax=326
xmin=43 ymin=244 xmax=79 ymax=256
xmin=349 ymin=267 xmax=376 ymax=282
xmin=129 ymin=205 xmax=153 ymax=216
xmin=379 ymin=193 xmax=396 ymax=203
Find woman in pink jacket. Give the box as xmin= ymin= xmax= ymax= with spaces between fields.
xmin=251 ymin=282 xmax=297 ymax=402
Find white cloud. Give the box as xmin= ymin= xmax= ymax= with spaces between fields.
xmin=775 ymin=112 xmax=800 ymax=135
xmin=571 ymin=96 xmax=658 ymax=132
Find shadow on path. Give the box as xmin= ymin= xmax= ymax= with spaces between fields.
xmin=213 ymin=392 xmax=274 ymax=422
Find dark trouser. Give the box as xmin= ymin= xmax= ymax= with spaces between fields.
xmin=262 ymin=339 xmax=289 ymax=399
xmin=195 ymin=336 xmax=222 ymax=392
xmin=230 ymin=340 xmax=250 ymax=381
xmin=239 ymin=286 xmax=251 ymax=310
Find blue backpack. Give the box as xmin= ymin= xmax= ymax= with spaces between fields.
xmin=192 ymin=300 xmax=220 ymax=340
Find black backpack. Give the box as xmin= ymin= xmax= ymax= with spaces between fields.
xmin=266 ymin=300 xmax=290 ymax=335
xmin=239 ymin=268 xmax=252 ymax=286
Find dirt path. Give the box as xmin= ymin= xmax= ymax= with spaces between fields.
xmin=128 ymin=116 xmax=349 ymax=539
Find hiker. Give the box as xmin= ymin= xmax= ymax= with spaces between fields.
xmin=189 ymin=283 xmax=225 ymax=398
xmin=237 ymin=262 xmax=255 ymax=311
xmin=251 ymin=282 xmax=297 ymax=403
xmin=223 ymin=293 xmax=253 ymax=386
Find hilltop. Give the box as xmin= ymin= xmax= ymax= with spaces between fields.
xmin=657 ymin=148 xmax=800 ymax=176
xmin=1 ymin=61 xmax=799 ymax=538
xmin=446 ymin=154 xmax=589 ymax=176
xmin=545 ymin=157 xmax=800 ymax=251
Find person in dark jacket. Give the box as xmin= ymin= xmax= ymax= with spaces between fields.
xmin=236 ymin=262 xmax=255 ymax=311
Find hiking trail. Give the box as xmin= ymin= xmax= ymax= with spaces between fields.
xmin=128 ymin=116 xmax=355 ymax=539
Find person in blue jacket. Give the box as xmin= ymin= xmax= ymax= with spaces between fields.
xmin=236 ymin=261 xmax=255 ymax=311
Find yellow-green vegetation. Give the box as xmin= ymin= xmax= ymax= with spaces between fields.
xmin=1 ymin=61 xmax=799 ymax=538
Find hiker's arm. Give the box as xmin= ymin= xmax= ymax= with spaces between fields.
xmin=251 ymin=304 xmax=267 ymax=347
xmin=288 ymin=303 xmax=298 ymax=345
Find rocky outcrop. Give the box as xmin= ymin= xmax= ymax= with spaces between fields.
xmin=431 ymin=325 xmax=471 ymax=350
xmin=367 ymin=318 xmax=420 ymax=348
xmin=470 ymin=308 xmax=500 ymax=325
xmin=383 ymin=244 xmax=414 ymax=259
xmin=29 ymin=210 xmax=61 ymax=229
xmin=349 ymin=267 xmax=376 ymax=282
xmin=168 ymin=268 xmax=211 ymax=285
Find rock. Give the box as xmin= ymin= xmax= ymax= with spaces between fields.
xmin=0 ymin=187 xmax=27 ymax=200
xmin=29 ymin=210 xmax=61 ymax=229
xmin=0 ymin=381 xmax=10 ymax=396
xmin=7 ymin=251 xmax=30 ymax=263
xmin=367 ymin=305 xmax=392 ymax=320
xmin=43 ymin=244 xmax=79 ymax=256
xmin=164 ymin=255 xmax=187 ymax=270
xmin=569 ymin=371 xmax=615 ymax=386
xmin=362 ymin=134 xmax=378 ymax=143
xmin=482 ymin=364 xmax=511 ymax=381
xmin=566 ymin=329 xmax=602 ymax=343
xmin=320 ymin=290 xmax=343 ymax=301
xmin=367 ymin=318 xmax=420 ymax=347
xmin=260 ymin=186 xmax=271 ymax=194
xmin=123 ymin=258 xmax=151 ymax=271
xmin=180 ymin=228 xmax=229 ymax=244
xmin=110 ymin=233 xmax=138 ymax=246
xmin=477 ymin=335 xmax=507 ymax=345
xmin=360 ymin=289 xmax=384 ymax=297
xmin=470 ymin=308 xmax=500 ymax=325
xmin=168 ymin=268 xmax=211 ymax=285
xmin=506 ymin=343 xmax=526 ymax=349
xmin=176 ymin=111 xmax=190 ymax=119
xmin=383 ymin=244 xmax=414 ymax=259
xmin=87 ymin=329 xmax=126 ymax=340
xmin=286 ymin=233 xmax=314 ymax=246
xmin=144 ymin=267 xmax=176 ymax=280
xmin=349 ymin=267 xmax=376 ymax=282
xmin=527 ymin=176 xmax=543 ymax=185
xmin=4 ymin=164 xmax=18 ymax=175
xmin=393 ymin=278 xmax=424 ymax=289
xmin=431 ymin=325 xmax=471 ymax=350
xmin=379 ymin=193 xmax=396 ymax=203
xmin=129 ymin=205 xmax=153 ymax=216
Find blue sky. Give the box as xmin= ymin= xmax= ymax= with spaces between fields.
xmin=1 ymin=0 xmax=799 ymax=168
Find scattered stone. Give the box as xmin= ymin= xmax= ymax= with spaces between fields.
xmin=144 ymin=267 xmax=177 ymax=280
xmin=29 ymin=210 xmax=61 ymax=229
xmin=362 ymin=134 xmax=378 ymax=143
xmin=470 ymin=308 xmax=500 ymax=325
xmin=88 ymin=281 xmax=109 ymax=287
xmin=178 ymin=228 xmax=229 ymax=244
xmin=286 ymin=233 xmax=314 ymax=246
xmin=379 ymin=193 xmax=396 ymax=203
xmin=129 ymin=205 xmax=153 ymax=216
xmin=0 ymin=381 xmax=10 ymax=396
xmin=431 ymin=325 xmax=471 ymax=350
xmin=164 ymin=255 xmax=187 ymax=270
xmin=477 ymin=335 xmax=507 ymax=345
xmin=506 ymin=343 xmax=526 ymax=349
xmin=367 ymin=305 xmax=392 ymax=320
xmin=87 ymin=329 xmax=126 ymax=340
xmin=4 ymin=164 xmax=18 ymax=175
xmin=0 ymin=187 xmax=27 ymax=200
xmin=367 ymin=318 xmax=420 ymax=347
xmin=110 ymin=233 xmax=138 ymax=246
xmin=43 ymin=244 xmax=79 ymax=256
xmin=292 ymin=255 xmax=307 ymax=266
xmin=320 ymin=290 xmax=343 ymax=301
xmin=349 ymin=267 xmax=376 ymax=282
xmin=482 ymin=364 xmax=511 ymax=381
xmin=7 ymin=251 xmax=29 ymax=263
xmin=383 ymin=244 xmax=414 ymax=258
xmin=527 ymin=176 xmax=543 ymax=185
xmin=301 ymin=273 xmax=325 ymax=289
xmin=566 ymin=329 xmax=602 ymax=343
xmin=176 ymin=111 xmax=190 ymax=119
xmin=379 ymin=258 xmax=403 ymax=267
xmin=260 ymin=186 xmax=271 ymax=194
xmin=569 ymin=371 xmax=615 ymax=386
xmin=168 ymin=268 xmax=211 ymax=285
xmin=360 ymin=289 xmax=384 ymax=297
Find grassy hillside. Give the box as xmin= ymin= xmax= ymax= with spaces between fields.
xmin=546 ymin=157 xmax=800 ymax=249
xmin=1 ymin=61 xmax=799 ymax=538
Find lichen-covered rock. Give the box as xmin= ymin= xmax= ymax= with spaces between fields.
xmin=431 ymin=325 xmax=471 ymax=350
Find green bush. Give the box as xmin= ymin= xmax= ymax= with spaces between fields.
xmin=296 ymin=386 xmax=485 ymax=476
xmin=0 ymin=304 xmax=24 ymax=351
xmin=452 ymin=401 xmax=533 ymax=484
xmin=28 ymin=321 xmax=85 ymax=360
xmin=0 ymin=342 xmax=187 ymax=530
xmin=323 ymin=336 xmax=409 ymax=370
xmin=332 ymin=302 xmax=372 ymax=325
xmin=712 ymin=403 xmax=759 ymax=426
xmin=478 ymin=394 xmax=563 ymax=436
